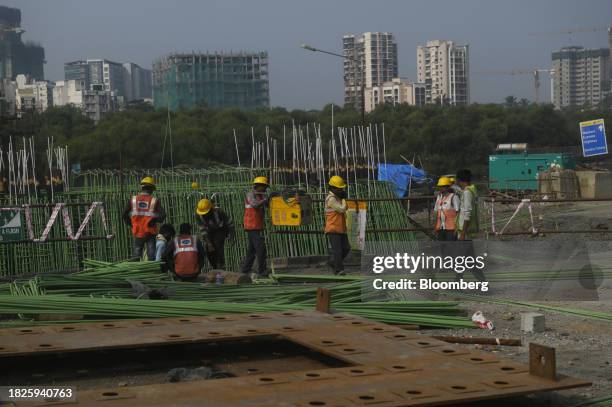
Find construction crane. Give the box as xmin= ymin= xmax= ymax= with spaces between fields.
xmin=528 ymin=25 xmax=611 ymax=43
xmin=473 ymin=69 xmax=554 ymax=104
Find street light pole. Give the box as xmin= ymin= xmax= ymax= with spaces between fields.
xmin=301 ymin=44 xmax=366 ymax=125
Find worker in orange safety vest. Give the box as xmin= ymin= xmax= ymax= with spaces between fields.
xmin=123 ymin=177 xmax=166 ymax=260
xmin=162 ymin=223 xmax=206 ymax=282
xmin=434 ymin=176 xmax=460 ymax=241
xmin=240 ymin=176 xmax=269 ymax=278
xmin=325 ymin=175 xmax=350 ymax=276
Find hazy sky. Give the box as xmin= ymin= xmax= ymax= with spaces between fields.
xmin=6 ymin=0 xmax=612 ymax=109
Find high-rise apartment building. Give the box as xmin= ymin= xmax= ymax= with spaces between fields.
xmin=417 ymin=40 xmax=469 ymax=105
xmin=152 ymin=51 xmax=269 ymax=111
xmin=64 ymin=59 xmax=151 ymax=102
xmin=0 ymin=6 xmax=45 ymax=80
xmin=342 ymin=32 xmax=398 ymax=111
xmin=552 ymin=46 xmax=610 ymax=109
xmin=364 ymin=79 xmax=426 ymax=113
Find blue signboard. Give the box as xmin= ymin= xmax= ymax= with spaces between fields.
xmin=579 ymin=119 xmax=608 ymax=157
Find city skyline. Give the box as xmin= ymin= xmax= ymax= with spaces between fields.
xmin=4 ymin=0 xmax=612 ymax=109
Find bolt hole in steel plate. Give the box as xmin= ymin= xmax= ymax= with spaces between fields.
xmin=0 ymin=345 xmax=17 ymax=353
xmin=99 ymin=323 xmax=127 ymax=329
xmin=16 ymin=328 xmax=43 ymax=335
xmin=206 ymin=315 xmax=238 ymax=322
xmin=251 ymin=374 xmax=293 ymax=386
xmin=483 ymin=377 xmax=526 ymax=389
xmin=404 ymin=338 xmax=445 ymax=348
xmin=431 ymin=346 xmax=470 ymax=356
xmin=494 ymin=362 xmax=529 ymax=374
xmin=297 ymin=371 xmax=340 ymax=381
xmin=338 ymin=366 xmax=382 ymax=377
xmin=346 ymin=391 xmax=404 ymax=405
xmin=31 ymin=343 xmax=63 ymax=351
xmin=364 ymin=325 xmax=396 ymax=333
xmin=381 ymin=364 xmax=422 ymax=374
xmin=325 ymin=314 xmax=355 ymax=321
xmin=392 ymin=387 xmax=440 ymax=400
xmin=161 ymin=334 xmax=193 ymax=341
xmin=55 ymin=326 xmax=84 ymax=333
xmin=295 ymin=397 xmax=352 ymax=407
xmin=134 ymin=320 xmax=164 ymax=327
xmin=458 ymin=353 xmax=502 ymax=364
xmin=383 ymin=332 xmax=421 ymax=340
xmin=440 ymin=383 xmax=487 ymax=394
xmin=280 ymin=326 xmax=305 ymax=332
xmin=246 ymin=314 xmax=268 ymax=320
xmin=317 ymin=339 xmax=346 ymax=347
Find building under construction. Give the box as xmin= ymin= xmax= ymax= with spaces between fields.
xmin=152 ymin=51 xmax=269 ymax=111
xmin=0 ymin=6 xmax=45 ymax=80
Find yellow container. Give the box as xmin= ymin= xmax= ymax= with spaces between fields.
xmin=270 ymin=194 xmax=312 ymax=226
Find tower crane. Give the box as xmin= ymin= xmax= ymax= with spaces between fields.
xmin=473 ymin=69 xmax=554 ymax=104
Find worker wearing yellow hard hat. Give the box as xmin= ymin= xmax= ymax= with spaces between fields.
xmin=240 ymin=176 xmax=271 ymax=278
xmin=195 ymin=198 xmax=235 ymax=270
xmin=122 ymin=176 xmax=166 ymax=260
xmin=434 ymin=176 xmax=460 ymax=241
xmin=325 ymin=175 xmax=349 ymax=276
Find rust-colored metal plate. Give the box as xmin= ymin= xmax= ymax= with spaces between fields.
xmin=0 ymin=311 xmax=590 ymax=406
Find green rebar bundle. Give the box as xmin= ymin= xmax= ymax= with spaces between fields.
xmin=1 ymin=167 xmax=416 ymax=276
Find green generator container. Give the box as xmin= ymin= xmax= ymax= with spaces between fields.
xmin=489 ymin=152 xmax=576 ymax=191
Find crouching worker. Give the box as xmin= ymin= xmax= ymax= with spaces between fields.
xmin=163 ymin=223 xmax=206 ymax=282
xmin=325 ymin=175 xmax=350 ymax=276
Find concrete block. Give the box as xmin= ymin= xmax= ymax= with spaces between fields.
xmin=521 ymin=312 xmax=545 ymax=333
xmin=576 ymin=171 xmax=612 ymax=199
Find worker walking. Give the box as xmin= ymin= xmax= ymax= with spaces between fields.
xmin=162 ymin=223 xmax=206 ymax=282
xmin=195 ymin=198 xmax=235 ymax=270
xmin=434 ymin=176 xmax=460 ymax=241
xmin=123 ymin=177 xmax=166 ymax=261
xmin=240 ymin=176 xmax=270 ymax=278
xmin=455 ymin=169 xmax=479 ymax=240
xmin=325 ymin=175 xmax=350 ymax=276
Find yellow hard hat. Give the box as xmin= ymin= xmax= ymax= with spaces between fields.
xmin=329 ymin=175 xmax=347 ymax=189
xmin=191 ymin=182 xmax=199 ymax=190
xmin=141 ymin=176 xmax=156 ymax=188
xmin=437 ymin=176 xmax=452 ymax=187
xmin=253 ymin=176 xmax=269 ymax=186
xmin=196 ymin=198 xmax=213 ymax=215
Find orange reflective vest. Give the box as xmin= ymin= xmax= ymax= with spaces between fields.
xmin=324 ymin=193 xmax=347 ymax=234
xmin=434 ymin=193 xmax=458 ymax=231
xmin=244 ymin=190 xmax=265 ymax=231
xmin=173 ymin=235 xmax=199 ymax=276
xmin=130 ymin=194 xmax=159 ymax=238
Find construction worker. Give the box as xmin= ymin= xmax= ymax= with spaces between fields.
xmin=325 ymin=175 xmax=350 ymax=276
xmin=195 ymin=198 xmax=235 ymax=270
xmin=455 ymin=169 xmax=479 ymax=240
xmin=162 ymin=223 xmax=206 ymax=282
xmin=123 ymin=177 xmax=166 ymax=261
xmin=240 ymin=176 xmax=269 ymax=278
xmin=433 ymin=176 xmax=460 ymax=241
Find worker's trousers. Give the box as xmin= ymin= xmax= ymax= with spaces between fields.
xmin=132 ymin=235 xmax=156 ymax=261
xmin=206 ymin=228 xmax=228 ymax=269
xmin=436 ymin=230 xmax=457 ymax=241
xmin=240 ymin=230 xmax=267 ymax=275
xmin=327 ymin=233 xmax=350 ymax=274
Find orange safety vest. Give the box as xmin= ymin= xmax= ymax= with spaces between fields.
xmin=324 ymin=194 xmax=347 ymax=234
xmin=173 ymin=235 xmax=199 ymax=276
xmin=130 ymin=194 xmax=159 ymax=238
xmin=244 ymin=191 xmax=265 ymax=231
xmin=434 ymin=193 xmax=458 ymax=231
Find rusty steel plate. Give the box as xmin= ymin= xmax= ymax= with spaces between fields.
xmin=0 ymin=311 xmax=590 ymax=406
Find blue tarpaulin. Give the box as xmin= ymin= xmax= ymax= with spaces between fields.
xmin=378 ymin=163 xmax=428 ymax=197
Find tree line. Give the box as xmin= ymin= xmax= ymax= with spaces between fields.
xmin=0 ymin=100 xmax=610 ymax=178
